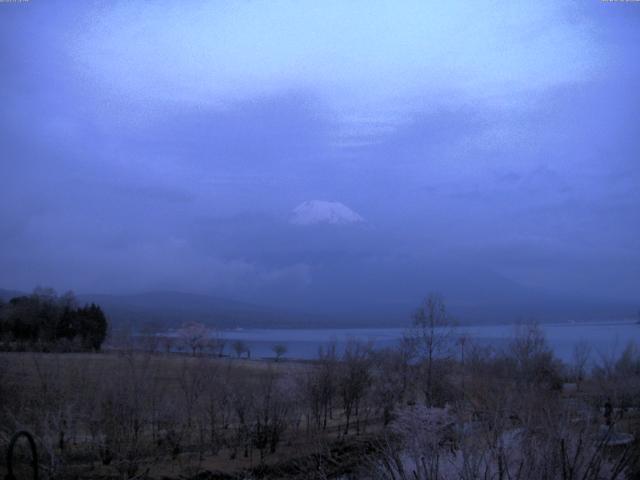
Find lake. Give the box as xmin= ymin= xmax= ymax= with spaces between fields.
xmin=210 ymin=320 xmax=639 ymax=363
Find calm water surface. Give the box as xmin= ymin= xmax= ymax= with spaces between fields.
xmin=212 ymin=321 xmax=639 ymax=362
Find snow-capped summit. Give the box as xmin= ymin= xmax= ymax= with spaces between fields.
xmin=290 ymin=200 xmax=364 ymax=226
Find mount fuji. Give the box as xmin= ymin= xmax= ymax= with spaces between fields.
xmin=290 ymin=200 xmax=364 ymax=226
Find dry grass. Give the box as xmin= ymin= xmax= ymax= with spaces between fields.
xmin=0 ymin=351 xmax=369 ymax=479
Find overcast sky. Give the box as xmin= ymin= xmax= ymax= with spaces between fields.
xmin=1 ymin=1 xmax=638 ymax=315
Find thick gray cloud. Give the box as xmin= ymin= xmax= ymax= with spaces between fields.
xmin=0 ymin=1 xmax=638 ymax=320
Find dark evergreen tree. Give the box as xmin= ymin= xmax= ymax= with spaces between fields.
xmin=77 ymin=303 xmax=108 ymax=351
xmin=0 ymin=288 xmax=109 ymax=351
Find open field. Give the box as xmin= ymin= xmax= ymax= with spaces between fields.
xmin=0 ymin=351 xmax=380 ymax=479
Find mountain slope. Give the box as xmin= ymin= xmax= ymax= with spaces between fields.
xmin=77 ymin=291 xmax=325 ymax=330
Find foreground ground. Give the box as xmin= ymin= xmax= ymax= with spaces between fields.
xmin=0 ymin=351 xmax=380 ymax=479
xmin=1 ymin=330 xmax=639 ymax=479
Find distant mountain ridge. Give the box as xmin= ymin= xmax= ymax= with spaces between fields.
xmin=1 ymin=286 xmax=635 ymax=331
xmin=0 ymin=288 xmax=331 ymax=330
xmin=0 ymin=289 xmax=24 ymax=302
xmin=77 ymin=291 xmax=333 ymax=330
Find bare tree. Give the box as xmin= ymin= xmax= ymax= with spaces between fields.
xmin=508 ymin=323 xmax=561 ymax=388
xmin=201 ymin=361 xmax=230 ymax=455
xmin=339 ymin=339 xmax=373 ymax=435
xmin=407 ymin=293 xmax=455 ymax=406
xmin=210 ymin=328 xmax=226 ymax=357
xmin=572 ymin=340 xmax=591 ymax=390
xmin=160 ymin=335 xmax=174 ymax=355
xmin=252 ymin=368 xmax=291 ymax=461
xmin=178 ymin=322 xmax=210 ymax=356
xmin=272 ymin=343 xmax=287 ymax=361
xmin=232 ymin=339 xmax=248 ymax=358
xmin=371 ymin=347 xmax=410 ymax=426
xmin=178 ymin=357 xmax=208 ymax=428
xmin=299 ymin=343 xmax=338 ymax=433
